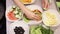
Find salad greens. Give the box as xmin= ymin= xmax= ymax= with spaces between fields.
xmin=30 ymin=25 xmax=54 ymax=34
xmin=41 ymin=26 xmax=54 ymax=34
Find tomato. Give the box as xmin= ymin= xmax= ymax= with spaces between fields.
xmin=7 ymin=11 xmax=17 ymax=20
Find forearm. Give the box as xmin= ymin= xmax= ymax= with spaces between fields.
xmin=13 ymin=0 xmax=30 ymax=14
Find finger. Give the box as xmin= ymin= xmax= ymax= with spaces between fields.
xmin=33 ymin=15 xmax=40 ymax=21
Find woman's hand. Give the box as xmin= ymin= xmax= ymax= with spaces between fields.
xmin=24 ymin=11 xmax=41 ymax=20
xmin=13 ymin=0 xmax=40 ymax=20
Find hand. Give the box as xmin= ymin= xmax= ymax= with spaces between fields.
xmin=24 ymin=11 xmax=41 ymax=21
xmin=13 ymin=0 xmax=40 ymax=21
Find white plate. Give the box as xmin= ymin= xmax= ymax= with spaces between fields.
xmin=20 ymin=0 xmax=36 ymax=4
xmin=9 ymin=21 xmax=29 ymax=34
xmin=6 ymin=6 xmax=22 ymax=22
xmin=23 ymin=5 xmax=43 ymax=25
xmin=42 ymin=9 xmax=60 ymax=27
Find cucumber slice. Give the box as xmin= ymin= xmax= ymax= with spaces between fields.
xmin=35 ymin=29 xmax=42 ymax=34
xmin=18 ymin=9 xmax=22 ymax=12
xmin=19 ymin=12 xmax=22 ymax=16
xmin=15 ymin=15 xmax=21 ymax=19
xmin=13 ymin=10 xmax=19 ymax=14
xmin=13 ymin=6 xmax=20 ymax=12
xmin=30 ymin=26 xmax=36 ymax=34
xmin=16 ymin=7 xmax=20 ymax=10
xmin=23 ymin=16 xmax=30 ymax=23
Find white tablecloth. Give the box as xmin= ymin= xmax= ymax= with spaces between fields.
xmin=6 ymin=0 xmax=59 ymax=34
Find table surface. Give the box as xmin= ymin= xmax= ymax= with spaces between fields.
xmin=6 ymin=0 xmax=60 ymax=34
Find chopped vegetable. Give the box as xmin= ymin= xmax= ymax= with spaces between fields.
xmin=30 ymin=25 xmax=54 ymax=34
xmin=23 ymin=16 xmax=30 ymax=23
xmin=40 ymin=25 xmax=54 ymax=34
xmin=13 ymin=10 xmax=18 ymax=14
xmin=7 ymin=11 xmax=18 ymax=20
xmin=7 ymin=6 xmax=23 ymax=21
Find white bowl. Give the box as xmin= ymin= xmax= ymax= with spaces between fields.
xmin=42 ymin=9 xmax=60 ymax=27
xmin=20 ymin=0 xmax=36 ymax=4
xmin=9 ymin=21 xmax=29 ymax=34
xmin=23 ymin=5 xmax=43 ymax=25
xmin=6 ymin=6 xmax=22 ymax=22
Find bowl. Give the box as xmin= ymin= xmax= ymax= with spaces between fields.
xmin=20 ymin=0 xmax=36 ymax=4
xmin=9 ymin=21 xmax=29 ymax=34
xmin=42 ymin=9 xmax=60 ymax=27
xmin=23 ymin=5 xmax=43 ymax=25
xmin=6 ymin=6 xmax=23 ymax=22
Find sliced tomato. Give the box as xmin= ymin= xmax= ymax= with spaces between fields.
xmin=7 ymin=11 xmax=17 ymax=20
